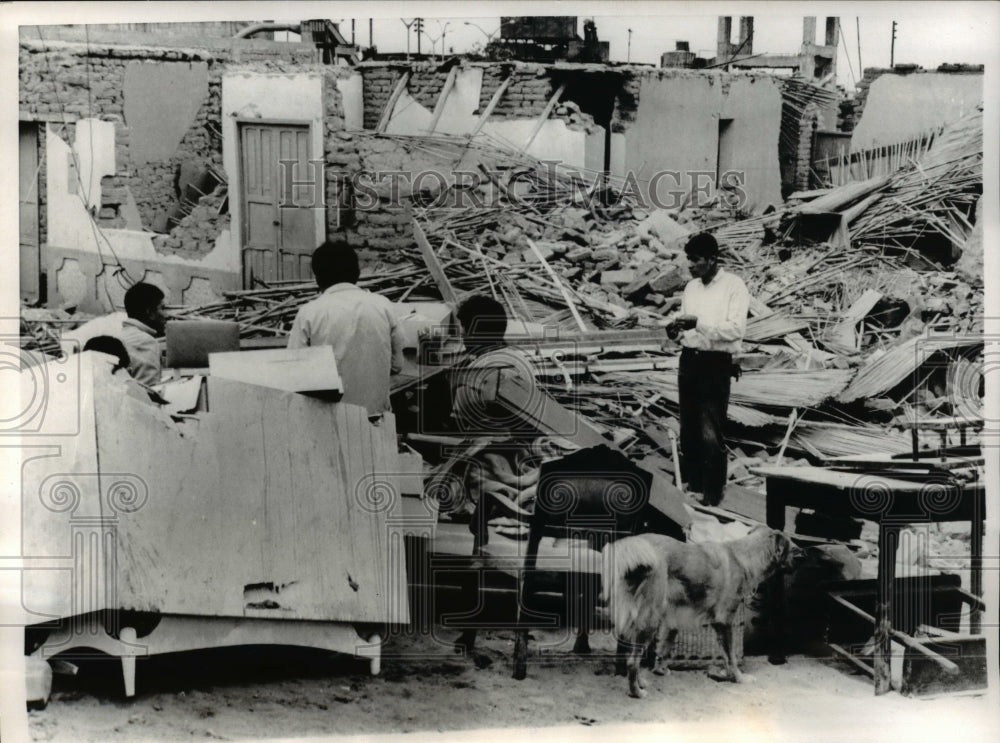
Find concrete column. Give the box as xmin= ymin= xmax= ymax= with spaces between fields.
xmin=825 ymin=17 xmax=839 ymax=47
xmin=802 ymin=16 xmax=816 ymax=45
xmin=717 ymin=16 xmax=733 ymax=58
xmin=738 ymin=17 xmax=754 ymax=54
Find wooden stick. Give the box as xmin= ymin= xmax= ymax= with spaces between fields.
xmin=828 ymin=594 xmax=960 ymax=674
xmin=376 ymin=70 xmax=411 ymax=134
xmin=521 ymin=82 xmax=567 ymax=154
xmin=774 ymin=408 xmax=800 ymax=466
xmin=426 ymin=65 xmax=458 ymax=135
xmin=471 ymin=74 xmax=513 ymax=137
xmin=522 ymin=241 xmax=589 ymax=332
xmin=668 ymin=428 xmax=682 ymax=489
xmin=411 ymin=217 xmax=458 ymax=305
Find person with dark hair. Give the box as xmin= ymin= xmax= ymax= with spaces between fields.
xmin=666 ymin=232 xmax=749 ymax=507
xmin=288 ymin=241 xmax=404 ymax=415
xmin=83 ymin=335 xmax=131 ymax=373
xmin=456 ymin=294 xmax=508 ymax=354
xmin=450 ymin=294 xmax=540 ymax=434
xmin=120 ymin=282 xmax=167 ymax=385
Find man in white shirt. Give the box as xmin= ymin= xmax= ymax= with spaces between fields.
xmin=667 ymin=233 xmax=749 ymax=507
xmin=120 ymin=282 xmax=167 ymax=386
xmin=288 ymin=241 xmax=404 ymax=416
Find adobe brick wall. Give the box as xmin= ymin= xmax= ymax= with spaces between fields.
xmin=19 ymin=39 xmax=318 ymax=261
xmin=360 ymin=61 xmax=622 ymax=131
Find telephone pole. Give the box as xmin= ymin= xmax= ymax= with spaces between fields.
xmin=890 ymin=20 xmax=897 ymax=68
xmin=415 ymin=17 xmax=424 ymax=56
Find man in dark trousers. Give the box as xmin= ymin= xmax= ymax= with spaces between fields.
xmin=668 ymin=233 xmax=749 ymax=507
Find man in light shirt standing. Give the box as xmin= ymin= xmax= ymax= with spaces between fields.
xmin=667 ymin=232 xmax=749 ymax=507
xmin=288 ymin=241 xmax=404 ymax=416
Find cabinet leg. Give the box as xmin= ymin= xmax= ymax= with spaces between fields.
xmin=119 ymin=626 xmax=137 ymax=698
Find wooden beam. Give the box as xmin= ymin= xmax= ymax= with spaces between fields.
xmin=376 ymin=70 xmax=411 ymax=134
xmin=427 ymin=65 xmax=459 ymax=135
xmin=411 ymin=218 xmax=458 ymax=305
xmin=520 ymin=82 xmax=567 ymax=154
xmin=471 ymin=74 xmax=513 ymax=137
xmin=828 ymin=593 xmax=961 ymax=675
xmin=525 ymin=238 xmax=588 ymax=332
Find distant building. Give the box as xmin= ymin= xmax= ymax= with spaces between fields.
xmin=715 ymin=16 xmax=838 ymax=84
xmin=490 ymin=16 xmax=610 ymax=63
xmin=660 ymin=16 xmax=839 ymax=85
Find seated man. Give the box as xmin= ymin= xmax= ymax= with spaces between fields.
xmin=119 ymin=282 xmax=167 ymax=386
xmin=450 ymin=295 xmax=541 ymax=436
xmin=288 ymin=241 xmax=404 ymax=416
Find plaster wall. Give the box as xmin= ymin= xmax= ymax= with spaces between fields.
xmin=623 ymin=74 xmax=782 ymax=211
xmin=336 ymin=72 xmax=364 ymax=131
xmin=851 ymin=73 xmax=983 ymax=150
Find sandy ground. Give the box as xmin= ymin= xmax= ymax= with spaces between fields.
xmin=25 ymin=623 xmax=997 ymax=743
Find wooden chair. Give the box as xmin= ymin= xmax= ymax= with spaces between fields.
xmin=510 ymin=445 xmax=655 ymax=680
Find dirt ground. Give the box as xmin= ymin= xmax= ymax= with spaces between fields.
xmin=25 ymin=623 xmax=997 ymax=743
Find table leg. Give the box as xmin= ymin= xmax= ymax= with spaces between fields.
xmin=875 ymin=524 xmax=899 ymax=695
xmin=970 ymin=499 xmax=983 ymax=634
xmin=766 ymin=492 xmax=787 ymax=666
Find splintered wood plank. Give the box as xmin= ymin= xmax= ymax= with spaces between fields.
xmin=471 ymin=74 xmax=512 ymax=136
xmin=521 ymin=82 xmax=567 ymax=153
xmin=376 ymin=71 xmax=411 ymax=134
xmin=412 ymin=218 xmax=458 ymax=305
xmin=427 ymin=65 xmax=458 ymax=135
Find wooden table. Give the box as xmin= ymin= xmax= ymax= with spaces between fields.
xmin=753 ymin=464 xmax=985 ymax=695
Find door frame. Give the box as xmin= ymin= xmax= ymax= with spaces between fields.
xmin=235 ymin=118 xmax=323 ymax=287
xmin=19 ymin=121 xmax=42 ymax=303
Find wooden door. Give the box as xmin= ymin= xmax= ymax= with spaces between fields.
xmin=19 ymin=122 xmax=41 ymax=302
xmin=240 ymin=124 xmax=317 ymax=286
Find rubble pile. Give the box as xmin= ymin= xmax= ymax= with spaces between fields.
xmin=21 ymin=106 xmax=984 ymax=530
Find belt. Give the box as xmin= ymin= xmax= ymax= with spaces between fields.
xmin=681 ymin=347 xmax=732 ymax=359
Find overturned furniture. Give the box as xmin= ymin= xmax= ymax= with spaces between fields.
xmin=21 ymin=352 xmax=411 ymax=697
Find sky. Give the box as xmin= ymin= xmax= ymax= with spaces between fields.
xmin=5 ymin=1 xmax=996 ymax=92
xmin=334 ymin=3 xmax=993 ymax=91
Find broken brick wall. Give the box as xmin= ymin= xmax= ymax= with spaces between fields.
xmin=20 ymin=36 xmax=321 ymax=308
xmin=360 ymin=61 xmax=605 ymax=131
xmin=322 ymin=67 xmax=361 ymax=247
xmin=19 ymin=38 xmax=317 ymax=259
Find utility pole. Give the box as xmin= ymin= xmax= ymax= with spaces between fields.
xmin=369 ymin=18 xmax=373 ymax=48
xmin=415 ymin=17 xmax=424 ymax=56
xmin=856 ymin=16 xmax=862 ymax=73
xmin=890 ymin=20 xmax=896 ymax=68
xmin=627 ymin=28 xmax=633 ymax=62
xmin=402 ymin=19 xmax=416 ymax=60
